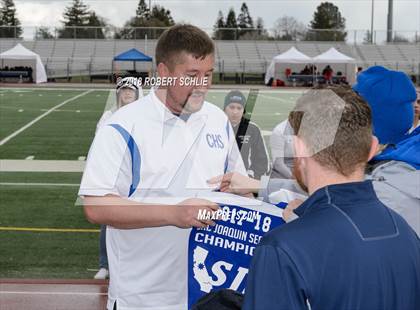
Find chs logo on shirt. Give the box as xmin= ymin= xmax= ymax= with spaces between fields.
xmin=206 ymin=133 xmax=225 ymax=149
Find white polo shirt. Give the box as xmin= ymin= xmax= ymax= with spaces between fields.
xmin=79 ymin=90 xmax=246 ymax=310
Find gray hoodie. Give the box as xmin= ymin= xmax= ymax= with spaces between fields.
xmin=367 ymin=160 xmax=420 ymax=236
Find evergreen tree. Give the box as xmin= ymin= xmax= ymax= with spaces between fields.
xmin=58 ymin=0 xmax=108 ymax=39
xmin=149 ymin=5 xmax=174 ymax=26
xmin=237 ymin=3 xmax=253 ymax=28
xmin=306 ymin=2 xmax=346 ymax=41
xmin=62 ymin=0 xmax=90 ymax=26
xmin=58 ymin=0 xmax=91 ymax=38
xmin=0 ymin=0 xmax=22 ymax=38
xmin=225 ymin=8 xmax=237 ymax=40
xmin=116 ymin=1 xmax=174 ymax=39
xmin=237 ymin=3 xmax=254 ymax=39
xmin=87 ymin=11 xmax=107 ymax=39
xmin=136 ymin=0 xmax=150 ymax=19
xmin=213 ymin=10 xmax=225 ymax=40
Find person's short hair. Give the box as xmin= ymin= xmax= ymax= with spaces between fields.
xmin=288 ymin=85 xmax=372 ymax=176
xmin=155 ymin=24 xmax=214 ymax=70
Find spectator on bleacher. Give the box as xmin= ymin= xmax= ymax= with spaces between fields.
xmin=322 ymin=65 xmax=333 ymax=84
xmin=94 ymin=77 xmax=142 ymax=280
xmin=223 ymin=90 xmax=270 ymax=180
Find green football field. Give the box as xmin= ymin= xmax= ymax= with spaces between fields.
xmin=0 ymin=87 xmax=302 ymax=279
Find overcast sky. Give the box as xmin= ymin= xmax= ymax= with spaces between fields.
xmin=14 ymin=0 xmax=420 ymax=33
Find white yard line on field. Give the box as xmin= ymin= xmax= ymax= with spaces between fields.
xmin=0 ymin=90 xmax=93 ymax=146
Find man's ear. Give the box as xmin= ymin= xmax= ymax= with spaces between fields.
xmin=293 ymin=135 xmax=310 ymax=158
xmin=157 ymin=62 xmax=169 ymax=78
xmin=367 ymin=136 xmax=379 ymax=161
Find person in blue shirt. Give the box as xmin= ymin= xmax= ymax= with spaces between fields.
xmin=242 ymin=86 xmax=420 ymax=310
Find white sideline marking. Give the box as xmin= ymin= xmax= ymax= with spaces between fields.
xmin=25 ymin=155 xmax=34 ymax=160
xmin=76 ymin=110 xmax=81 ymax=113
xmin=0 ymin=160 xmax=85 ymax=172
xmin=18 ymin=109 xmax=23 ymax=112
xmin=0 ymin=182 xmax=79 ymax=187
xmin=78 ymin=156 xmax=86 ymax=161
xmin=0 ymin=90 xmax=92 ymax=146
xmin=0 ymin=90 xmax=32 ymax=93
xmin=0 ymin=291 xmax=107 ymax=296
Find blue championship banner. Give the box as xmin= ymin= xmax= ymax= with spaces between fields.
xmin=187 ymin=202 xmax=285 ymax=308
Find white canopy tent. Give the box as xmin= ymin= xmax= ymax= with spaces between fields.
xmin=265 ymin=47 xmax=312 ymax=84
xmin=0 ymin=43 xmax=47 ymax=83
xmin=313 ymin=47 xmax=356 ymax=84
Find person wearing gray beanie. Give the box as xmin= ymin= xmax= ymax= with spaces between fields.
xmin=223 ymin=90 xmax=270 ymax=180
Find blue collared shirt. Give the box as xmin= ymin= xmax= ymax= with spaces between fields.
xmin=243 ymin=181 xmax=420 ymax=310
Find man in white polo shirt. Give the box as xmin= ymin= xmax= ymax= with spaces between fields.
xmin=79 ymin=24 xmax=246 ymax=310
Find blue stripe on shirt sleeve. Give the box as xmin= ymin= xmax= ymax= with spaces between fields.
xmin=109 ymin=124 xmax=141 ymax=197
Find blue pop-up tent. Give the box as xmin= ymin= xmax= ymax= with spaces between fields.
xmin=112 ymin=48 xmax=153 ymax=74
xmin=114 ymin=48 xmax=152 ymax=62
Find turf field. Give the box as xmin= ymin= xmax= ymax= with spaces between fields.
xmin=0 ymin=87 xmax=303 ymax=279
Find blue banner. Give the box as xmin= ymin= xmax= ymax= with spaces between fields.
xmin=188 ymin=203 xmax=285 ymax=308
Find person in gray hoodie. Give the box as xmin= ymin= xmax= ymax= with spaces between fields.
xmin=209 ymin=71 xmax=419 ymax=236
xmin=353 ymin=66 xmax=419 ymax=235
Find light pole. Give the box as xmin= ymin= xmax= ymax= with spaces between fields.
xmin=371 ymin=0 xmax=375 ymax=43
xmin=387 ymin=0 xmax=394 ymax=42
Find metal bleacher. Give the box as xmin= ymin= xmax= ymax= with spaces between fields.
xmin=0 ymin=38 xmax=419 ymax=79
